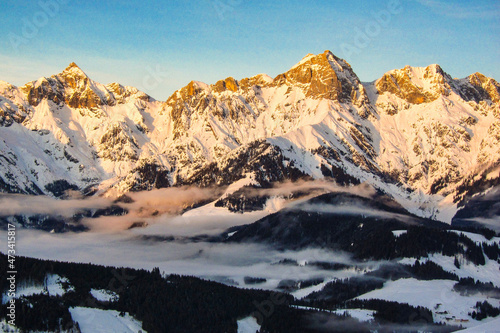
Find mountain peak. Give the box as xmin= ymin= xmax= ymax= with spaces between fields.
xmin=426 ymin=63 xmax=444 ymax=73
xmin=376 ymin=64 xmax=454 ymax=104
xmin=466 ymin=72 xmax=500 ymax=103
xmin=275 ymin=50 xmax=363 ymax=103
xmin=322 ymin=50 xmax=344 ymax=63
xmin=68 ymin=62 xmax=79 ymax=68
xmin=18 ymin=61 xmax=116 ymax=108
xmin=396 ymin=64 xmax=445 ymax=77
xmin=289 ymin=50 xmax=347 ymax=72
xmin=290 ymin=53 xmax=316 ymax=69
xmin=61 ymin=62 xmax=88 ymax=79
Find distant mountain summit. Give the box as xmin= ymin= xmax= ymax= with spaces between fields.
xmin=0 ymin=51 xmax=499 ymax=223
xmin=22 ymin=62 xmax=150 ymax=109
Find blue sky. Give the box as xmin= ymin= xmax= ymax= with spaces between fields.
xmin=0 ymin=0 xmax=498 ymax=100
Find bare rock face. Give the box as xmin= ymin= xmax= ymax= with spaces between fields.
xmin=21 ymin=63 xmax=101 ymax=108
xmin=465 ymin=73 xmax=500 ymax=104
xmin=20 ymin=63 xmax=151 ymax=110
xmin=58 ymin=63 xmax=115 ymax=108
xmin=213 ymin=77 xmax=239 ymax=93
xmin=163 ymin=81 xmax=209 ymax=139
xmin=375 ymin=64 xmax=500 ymax=109
xmin=375 ymin=65 xmax=449 ymax=104
xmin=22 ymin=77 xmax=64 ymax=107
xmin=238 ymin=74 xmax=273 ymax=91
xmin=273 ymin=50 xmax=369 ymax=105
xmin=275 ymin=51 xmax=343 ymax=100
xmin=182 ymin=140 xmax=309 ymax=187
xmin=0 ymin=84 xmax=30 ymax=126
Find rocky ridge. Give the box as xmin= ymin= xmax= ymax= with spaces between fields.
xmin=0 ymin=50 xmax=499 ymax=222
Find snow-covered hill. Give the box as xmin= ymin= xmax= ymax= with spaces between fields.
xmin=0 ymin=51 xmax=499 ymax=223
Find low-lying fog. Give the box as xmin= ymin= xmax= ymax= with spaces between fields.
xmin=0 ymin=181 xmax=387 ymax=292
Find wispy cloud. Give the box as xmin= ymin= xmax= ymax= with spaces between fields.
xmin=0 ymin=193 xmax=113 ymax=218
xmin=415 ymin=0 xmax=500 ymax=19
xmin=0 ymin=181 xmax=380 ymax=234
xmin=5 ymin=229 xmax=373 ymax=286
xmin=293 ymin=203 xmax=419 ymax=224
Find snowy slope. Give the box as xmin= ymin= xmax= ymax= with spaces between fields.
xmin=90 ymin=289 xmax=119 ymax=302
xmin=356 ymin=278 xmax=500 ymax=328
xmin=1 ymin=274 xmax=74 ymax=304
xmin=400 ymin=253 xmax=500 ymax=286
xmin=237 ymin=316 xmax=261 ymax=333
xmin=69 ymin=307 xmax=145 ymax=333
xmin=456 ymin=316 xmax=500 ymax=332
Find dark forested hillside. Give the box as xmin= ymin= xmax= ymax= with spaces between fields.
xmin=227 ymin=192 xmax=500 ymax=263
xmin=0 ymin=253 xmax=469 ymax=333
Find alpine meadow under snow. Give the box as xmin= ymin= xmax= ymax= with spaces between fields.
xmin=1 ymin=50 xmax=500 ymax=332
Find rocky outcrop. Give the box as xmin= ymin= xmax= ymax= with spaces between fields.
xmin=98 ymin=123 xmax=139 ymax=161
xmin=375 ymin=65 xmax=451 ymax=104
xmin=273 ymin=51 xmax=371 ymax=107
xmin=20 ymin=63 xmax=150 ymax=110
xmin=182 ymin=140 xmax=310 ymax=187
xmin=462 ymin=73 xmax=500 ymax=104
xmin=213 ymin=77 xmax=239 ymax=93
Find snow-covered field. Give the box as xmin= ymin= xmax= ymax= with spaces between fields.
xmin=69 ymin=307 xmax=145 ymax=333
xmin=0 ymin=319 xmax=17 ymax=332
xmin=90 ymin=289 xmax=119 ymax=302
xmin=456 ymin=316 xmax=500 ymax=332
xmin=399 ymin=252 xmax=500 ymax=286
xmin=291 ymin=278 xmax=336 ymax=300
xmin=449 ymin=230 xmax=500 ymax=246
xmin=1 ymin=274 xmax=74 ymax=304
xmin=46 ymin=274 xmax=74 ymax=296
xmin=392 ymin=230 xmax=407 ymax=237
xmin=332 ymin=309 xmax=375 ymax=322
xmin=237 ymin=316 xmax=261 ymax=333
xmin=1 ymin=284 xmax=44 ymax=304
xmin=356 ymin=278 xmax=500 ymax=328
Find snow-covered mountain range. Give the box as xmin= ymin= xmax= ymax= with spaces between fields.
xmin=1 ymin=50 xmax=499 ymax=223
